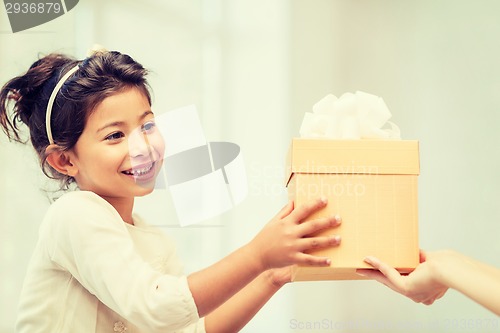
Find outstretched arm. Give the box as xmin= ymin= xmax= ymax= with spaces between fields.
xmin=187 ymin=199 xmax=342 ymax=319
xmin=358 ymin=250 xmax=500 ymax=315
xmin=203 ymin=268 xmax=288 ymax=333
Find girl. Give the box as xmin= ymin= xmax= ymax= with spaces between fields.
xmin=0 ymin=50 xmax=342 ymax=332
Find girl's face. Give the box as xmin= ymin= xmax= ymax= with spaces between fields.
xmin=69 ymin=87 xmax=164 ymax=200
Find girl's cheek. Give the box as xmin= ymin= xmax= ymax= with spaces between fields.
xmin=107 ymin=142 xmax=130 ymax=161
xmin=151 ymin=132 xmax=166 ymax=159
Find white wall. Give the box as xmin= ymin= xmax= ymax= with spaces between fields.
xmin=1 ymin=1 xmax=499 ymax=332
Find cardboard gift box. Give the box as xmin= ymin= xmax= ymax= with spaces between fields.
xmin=285 ymin=138 xmax=420 ymax=281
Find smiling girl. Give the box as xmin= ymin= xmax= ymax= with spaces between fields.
xmin=0 ymin=50 xmax=342 ymax=332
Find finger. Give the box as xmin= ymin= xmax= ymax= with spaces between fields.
xmin=356 ymin=268 xmax=381 ymax=278
xmin=419 ymin=289 xmax=447 ymax=305
xmin=297 ymin=215 xmax=342 ymax=236
xmin=422 ymin=295 xmax=439 ymax=305
xmin=364 ymin=256 xmax=407 ymax=292
xmin=419 ymin=249 xmax=427 ymax=263
xmin=356 ymin=269 xmax=391 ymax=284
xmin=275 ymin=200 xmax=294 ymax=219
xmin=297 ymin=235 xmax=341 ymax=252
xmin=289 ymin=197 xmax=328 ymax=223
xmin=294 ymin=252 xmax=331 ymax=266
xmin=435 ymin=289 xmax=448 ymax=300
xmin=356 ymin=269 xmax=401 ymax=292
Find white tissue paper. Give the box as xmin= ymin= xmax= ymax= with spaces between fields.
xmin=299 ymin=91 xmax=401 ymax=140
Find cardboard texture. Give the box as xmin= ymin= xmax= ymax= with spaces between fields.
xmin=286 ymin=139 xmax=420 ymax=281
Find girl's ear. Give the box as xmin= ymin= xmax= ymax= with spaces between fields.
xmin=45 ymin=145 xmax=78 ymax=177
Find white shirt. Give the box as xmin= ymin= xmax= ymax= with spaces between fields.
xmin=16 ymin=191 xmax=205 ymax=333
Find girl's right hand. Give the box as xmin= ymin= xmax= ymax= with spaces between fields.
xmin=249 ymin=198 xmax=342 ymax=271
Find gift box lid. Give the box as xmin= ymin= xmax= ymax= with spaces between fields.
xmin=285 ymin=138 xmax=420 ymax=186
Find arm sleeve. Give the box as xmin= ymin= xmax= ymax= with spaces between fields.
xmin=44 ymin=191 xmax=201 ymax=332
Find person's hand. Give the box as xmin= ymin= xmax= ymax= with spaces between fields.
xmin=266 ymin=266 xmax=293 ymax=288
xmin=249 ymin=198 xmax=342 ymax=271
xmin=357 ymin=250 xmax=449 ymax=305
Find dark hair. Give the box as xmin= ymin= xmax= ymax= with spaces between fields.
xmin=0 ymin=50 xmax=151 ymax=189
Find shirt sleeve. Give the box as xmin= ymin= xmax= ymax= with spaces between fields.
xmin=43 ymin=191 xmax=201 ymax=332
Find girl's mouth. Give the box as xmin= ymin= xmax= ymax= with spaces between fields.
xmin=122 ymin=161 xmax=155 ymax=178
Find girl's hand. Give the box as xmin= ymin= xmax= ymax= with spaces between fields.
xmin=357 ymin=250 xmax=449 ymax=305
xmin=266 ymin=266 xmax=293 ymax=288
xmin=249 ymin=198 xmax=342 ymax=272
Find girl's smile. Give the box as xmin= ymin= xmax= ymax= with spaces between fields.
xmin=121 ymin=160 xmax=158 ymax=182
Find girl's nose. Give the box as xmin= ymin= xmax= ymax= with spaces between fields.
xmin=128 ymin=127 xmax=151 ymax=158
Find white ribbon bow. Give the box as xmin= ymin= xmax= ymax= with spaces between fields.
xmin=299 ymin=91 xmax=401 ymax=140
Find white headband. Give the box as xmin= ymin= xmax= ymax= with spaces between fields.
xmin=45 ymin=65 xmax=79 ymax=144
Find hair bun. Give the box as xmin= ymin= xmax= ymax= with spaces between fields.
xmin=86 ymin=44 xmax=108 ymax=57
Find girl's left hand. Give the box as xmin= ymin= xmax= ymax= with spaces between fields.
xmin=266 ymin=266 xmax=293 ymax=288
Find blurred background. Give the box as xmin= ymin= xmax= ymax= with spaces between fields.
xmin=1 ymin=1 xmax=499 ymax=332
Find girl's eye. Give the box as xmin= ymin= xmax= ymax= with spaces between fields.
xmin=105 ymin=132 xmax=125 ymax=141
xmin=141 ymin=121 xmax=156 ymax=134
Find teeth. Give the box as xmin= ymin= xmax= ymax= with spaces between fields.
xmin=123 ymin=163 xmax=154 ymax=176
